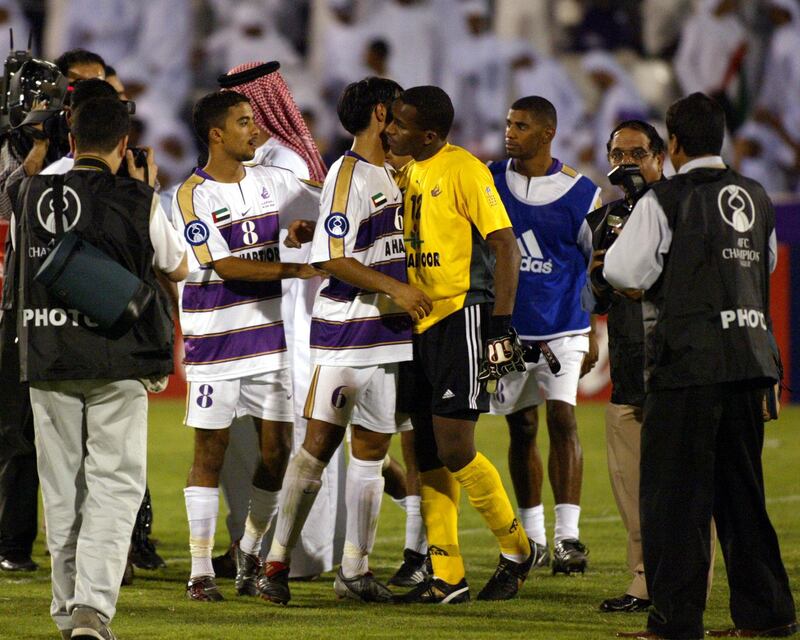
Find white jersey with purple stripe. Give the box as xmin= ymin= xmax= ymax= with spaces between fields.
xmin=308 ymin=151 xmax=412 ymax=366
xmin=174 ymin=164 xmax=320 ymax=381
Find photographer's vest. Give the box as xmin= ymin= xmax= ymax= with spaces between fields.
xmin=588 ymin=199 xmax=646 ymax=407
xmin=642 ymin=167 xmax=778 ymax=391
xmin=16 ymin=159 xmax=174 ymax=382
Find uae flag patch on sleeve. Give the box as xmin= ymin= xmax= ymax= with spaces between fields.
xmin=371 ymin=192 xmax=387 ymax=208
xmin=212 ymin=207 xmax=230 ymax=224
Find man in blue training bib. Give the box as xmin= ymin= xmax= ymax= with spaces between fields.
xmin=488 ymin=96 xmax=601 ymax=575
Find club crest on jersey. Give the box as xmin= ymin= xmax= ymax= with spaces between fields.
xmin=185 ymin=220 xmax=210 ymax=245
xmin=261 ymin=186 xmax=270 ymax=200
xmin=211 ymin=207 xmax=230 ymax=224
xmin=325 ymin=213 xmax=349 ymax=238
xmin=484 ymin=186 xmax=498 ymax=206
xmin=431 ymin=185 xmax=441 ymax=197
xmin=371 ymin=192 xmax=387 ymax=207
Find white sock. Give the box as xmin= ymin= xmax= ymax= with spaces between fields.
xmin=404 ymin=494 xmax=427 ymax=554
xmin=341 ymin=456 xmax=385 ymax=578
xmin=554 ymin=503 xmax=581 ymax=542
xmin=266 ymin=448 xmax=326 ymax=564
xmin=519 ymin=504 xmax=546 ymax=546
xmin=240 ymin=486 xmax=281 ymax=556
xmin=391 ymin=496 xmax=408 ymax=511
xmin=184 ymin=486 xmax=219 ymax=578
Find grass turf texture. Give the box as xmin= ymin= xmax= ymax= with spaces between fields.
xmin=2 ymin=401 xmax=798 ymax=640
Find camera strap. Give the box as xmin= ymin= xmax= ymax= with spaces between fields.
xmin=52 ymin=173 xmax=65 ymax=237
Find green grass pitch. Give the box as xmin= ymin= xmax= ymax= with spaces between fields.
xmin=2 ymin=401 xmax=798 ymax=639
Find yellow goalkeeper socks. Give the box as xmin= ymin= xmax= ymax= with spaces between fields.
xmin=452 ymin=452 xmax=532 ymax=562
xmin=419 ymin=467 xmax=464 ymax=584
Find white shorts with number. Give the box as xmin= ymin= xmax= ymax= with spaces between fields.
xmin=490 ymin=334 xmax=589 ymax=415
xmin=303 ymin=363 xmax=412 ymax=434
xmin=184 ymin=368 xmax=294 ymax=429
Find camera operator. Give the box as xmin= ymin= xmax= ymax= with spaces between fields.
xmin=12 ymin=96 xmax=186 ymax=639
xmin=584 ymin=121 xmax=671 ymax=613
xmin=605 ymin=94 xmax=795 ymax=639
xmin=0 ymin=56 xmax=70 ymax=573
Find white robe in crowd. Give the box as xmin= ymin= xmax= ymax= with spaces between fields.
xmin=736 ymin=0 xmax=800 ymax=193
xmin=582 ymin=51 xmax=650 ymax=168
xmin=513 ymin=47 xmax=586 ymax=161
xmin=674 ymin=0 xmax=747 ymax=96
xmin=205 ymin=2 xmax=301 ymax=79
xmin=360 ymin=0 xmax=438 ymax=89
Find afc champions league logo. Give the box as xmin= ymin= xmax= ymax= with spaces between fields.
xmin=717 ymin=185 xmax=755 ymax=233
xmin=324 ymin=213 xmax=349 ymax=238
xmin=185 ymin=220 xmax=210 ymax=246
xmin=36 ymin=186 xmax=82 ymax=234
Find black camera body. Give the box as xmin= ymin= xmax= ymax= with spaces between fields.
xmin=608 ymin=163 xmax=648 ymax=206
xmin=597 ymin=164 xmax=649 ymax=251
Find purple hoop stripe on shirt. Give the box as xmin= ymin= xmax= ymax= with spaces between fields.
xmin=354 ymin=205 xmax=402 ymax=252
xmin=322 ymin=258 xmax=407 ymax=301
xmin=184 ymin=322 xmax=286 ymax=365
xmin=217 ymin=212 xmax=280 ymax=251
xmin=182 ymin=280 xmax=282 ymax=312
xmin=310 ymin=313 xmax=412 ymax=350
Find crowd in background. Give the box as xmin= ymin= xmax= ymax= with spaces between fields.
xmin=4 ymin=0 xmax=799 ymax=197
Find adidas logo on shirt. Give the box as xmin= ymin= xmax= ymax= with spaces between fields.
xmin=441 ymin=389 xmax=456 ymax=400
xmin=517 ymin=230 xmax=553 ymax=274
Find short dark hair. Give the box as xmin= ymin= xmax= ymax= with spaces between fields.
xmin=606 ymin=119 xmax=665 ymax=155
xmin=665 ymin=92 xmax=725 ymax=157
xmin=510 ymin=95 xmax=557 ymax=129
xmin=104 ymin=64 xmax=117 ymax=77
xmin=337 ymin=76 xmax=403 ymax=135
xmin=398 ymin=86 xmax=454 ymax=138
xmin=70 ymin=78 xmax=118 ymax=111
xmin=72 ymin=97 xmax=129 ymax=154
xmin=192 ymin=90 xmax=250 ymax=146
xmin=54 ymin=49 xmax=106 ymax=76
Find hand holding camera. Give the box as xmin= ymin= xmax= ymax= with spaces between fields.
xmin=125 ymin=146 xmax=157 ymax=188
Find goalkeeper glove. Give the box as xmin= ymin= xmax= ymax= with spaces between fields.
xmin=478 ymin=315 xmax=526 ymax=393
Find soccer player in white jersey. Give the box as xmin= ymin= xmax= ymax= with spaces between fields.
xmin=258 ymin=77 xmax=432 ymax=604
xmin=174 ymin=90 xmax=320 ymax=602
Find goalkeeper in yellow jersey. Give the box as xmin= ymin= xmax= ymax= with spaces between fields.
xmin=386 ymin=85 xmax=533 ymax=603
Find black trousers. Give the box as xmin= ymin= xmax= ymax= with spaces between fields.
xmin=0 ymin=311 xmax=38 ymax=558
xmin=641 ymin=383 xmax=795 ymax=639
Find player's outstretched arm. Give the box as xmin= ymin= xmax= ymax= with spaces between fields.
xmin=486 ymin=227 xmax=521 ymax=316
xmin=284 ymin=219 xmax=317 ymax=248
xmin=318 ymin=257 xmax=432 ymax=322
xmin=212 ymin=256 xmax=321 ymax=282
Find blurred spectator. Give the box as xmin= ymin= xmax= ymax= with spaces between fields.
xmin=445 ymin=0 xmax=518 ymax=155
xmin=63 ymin=0 xmax=192 ymax=119
xmin=641 ymin=0 xmax=692 ymax=58
xmin=363 ymin=39 xmax=390 ymax=77
xmin=0 ymin=0 xmax=30 ymax=50
xmin=570 ymin=0 xmax=642 ymax=53
xmin=512 ymin=45 xmax=586 ymax=160
xmin=580 ymin=51 xmax=650 ymax=169
xmin=361 ymin=0 xmax=438 ymax=88
xmin=320 ymin=0 xmax=368 ymax=102
xmin=204 ymin=2 xmax=301 ymax=77
xmin=674 ymin=0 xmax=748 ymax=131
xmin=734 ymin=0 xmax=800 ymax=193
